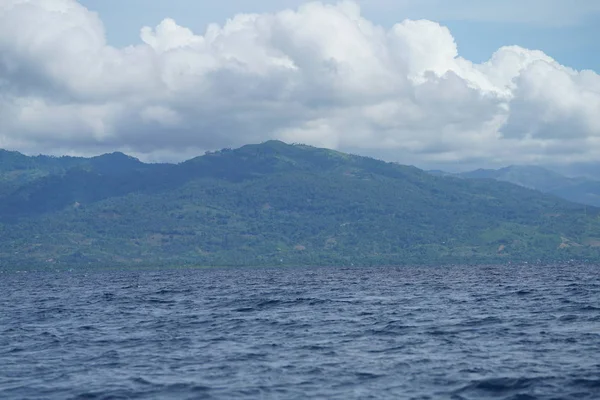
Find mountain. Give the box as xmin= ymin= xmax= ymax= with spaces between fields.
xmin=0 ymin=150 xmax=80 ymax=195
xmin=551 ymin=181 xmax=600 ymax=208
xmin=1 ymin=141 xmax=600 ymax=268
xmin=0 ymin=150 xmax=158 ymax=194
xmin=0 ymin=151 xmax=167 ymax=219
xmin=549 ymin=163 xmax=600 ymax=181
xmin=453 ymin=165 xmax=600 ymax=207
xmin=458 ymin=165 xmax=578 ymax=192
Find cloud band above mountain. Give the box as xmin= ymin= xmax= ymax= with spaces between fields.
xmin=1 ymin=0 xmax=599 ymax=166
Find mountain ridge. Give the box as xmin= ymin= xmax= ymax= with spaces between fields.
xmin=435 ymin=165 xmax=600 ymax=207
xmin=1 ymin=141 xmax=600 ymax=268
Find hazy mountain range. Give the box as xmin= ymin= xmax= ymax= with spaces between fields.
xmin=1 ymin=141 xmax=599 ymax=268
xmin=428 ymin=166 xmax=600 ymax=208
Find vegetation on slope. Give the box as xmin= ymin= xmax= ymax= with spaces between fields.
xmin=1 ymin=141 xmax=599 ymax=268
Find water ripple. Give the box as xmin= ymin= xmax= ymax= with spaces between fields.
xmin=1 ymin=264 xmax=599 ymax=399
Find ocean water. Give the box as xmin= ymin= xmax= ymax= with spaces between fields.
xmin=1 ymin=264 xmax=599 ymax=400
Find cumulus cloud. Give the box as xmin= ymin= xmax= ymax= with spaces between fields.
xmin=0 ymin=0 xmax=599 ymax=168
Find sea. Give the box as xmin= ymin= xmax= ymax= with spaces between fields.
xmin=1 ymin=264 xmax=599 ymax=399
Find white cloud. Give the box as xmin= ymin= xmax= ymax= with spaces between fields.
xmin=0 ymin=0 xmax=599 ymax=168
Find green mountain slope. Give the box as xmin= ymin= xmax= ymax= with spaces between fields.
xmin=0 ymin=150 xmax=159 ymax=196
xmin=1 ymin=141 xmax=600 ymax=268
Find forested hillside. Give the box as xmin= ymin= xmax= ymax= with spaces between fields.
xmin=1 ymin=141 xmax=599 ymax=268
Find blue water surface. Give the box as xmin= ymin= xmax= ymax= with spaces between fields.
xmin=1 ymin=264 xmax=599 ymax=399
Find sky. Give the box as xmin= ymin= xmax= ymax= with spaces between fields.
xmin=1 ymin=0 xmax=599 ymax=170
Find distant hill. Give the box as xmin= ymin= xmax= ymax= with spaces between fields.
xmin=447 ymin=165 xmax=600 ymax=207
xmin=1 ymin=141 xmax=600 ymax=268
xmin=0 ymin=150 xmax=160 ymax=195
xmin=458 ymin=165 xmax=579 ymax=192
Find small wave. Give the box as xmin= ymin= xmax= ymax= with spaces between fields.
xmin=5 ymin=346 xmax=25 ymax=354
xmin=455 ymin=316 xmax=503 ymax=327
xmin=299 ymin=344 xmax=332 ymax=351
xmin=515 ymin=289 xmax=534 ymax=295
xmin=367 ymin=345 xmax=406 ymax=354
xmin=455 ymin=376 xmax=544 ymax=395
xmin=164 ymin=382 xmax=211 ymax=393
xmin=255 ymin=299 xmax=282 ymax=309
xmin=78 ymin=325 xmax=98 ymax=331
xmin=130 ymin=376 xmax=153 ymax=386
xmin=369 ymin=321 xmax=414 ymax=335
xmin=571 ymin=378 xmax=600 ymax=389
xmin=147 ymin=299 xmax=177 ymax=305
xmin=506 ymin=394 xmax=537 ymax=400
xmin=120 ymin=284 xmax=140 ymax=289
xmin=558 ymin=314 xmax=578 ymax=322
xmin=234 ymin=307 xmax=255 ymax=312
xmin=579 ymin=305 xmax=600 ymax=312
xmin=154 ymin=288 xmax=193 ymax=295
xmin=233 ymin=297 xmax=332 ymax=312
xmin=355 ymin=372 xmax=384 ymax=381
